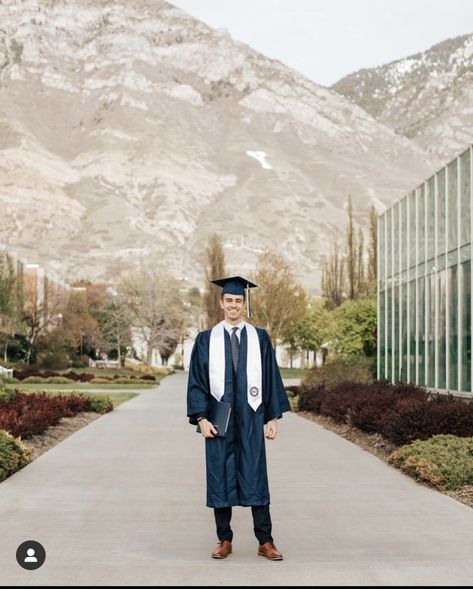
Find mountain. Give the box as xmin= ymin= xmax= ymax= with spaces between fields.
xmin=0 ymin=0 xmax=440 ymax=293
xmin=332 ymin=33 xmax=473 ymax=162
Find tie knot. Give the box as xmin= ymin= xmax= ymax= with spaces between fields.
xmin=232 ymin=326 xmax=238 ymax=334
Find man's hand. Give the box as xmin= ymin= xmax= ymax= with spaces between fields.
xmin=265 ymin=418 xmax=278 ymax=440
xmin=199 ymin=419 xmax=218 ymax=438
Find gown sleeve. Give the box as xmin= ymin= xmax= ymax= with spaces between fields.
xmin=186 ymin=332 xmax=211 ymax=425
xmin=261 ymin=329 xmax=291 ymax=424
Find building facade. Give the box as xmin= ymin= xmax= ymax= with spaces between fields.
xmin=0 ymin=245 xmax=70 ymax=331
xmin=377 ymin=145 xmax=472 ymax=396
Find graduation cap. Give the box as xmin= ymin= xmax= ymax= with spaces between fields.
xmin=211 ymin=275 xmax=258 ymax=318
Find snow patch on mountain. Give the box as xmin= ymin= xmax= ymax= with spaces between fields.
xmin=246 ymin=151 xmax=272 ymax=170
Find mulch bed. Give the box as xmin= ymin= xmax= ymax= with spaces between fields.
xmin=20 ymin=412 xmax=101 ymax=461
xmin=297 ymin=410 xmax=473 ymax=510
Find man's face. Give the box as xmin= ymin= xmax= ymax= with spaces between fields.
xmin=219 ymin=294 xmax=245 ymax=323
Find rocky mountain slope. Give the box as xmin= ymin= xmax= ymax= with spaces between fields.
xmin=332 ymin=33 xmax=473 ymax=162
xmin=0 ymin=0 xmax=439 ymax=292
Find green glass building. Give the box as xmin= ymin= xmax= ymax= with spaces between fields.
xmin=377 ymin=145 xmax=472 ymax=396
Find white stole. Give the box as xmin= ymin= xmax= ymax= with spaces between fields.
xmin=209 ymin=320 xmax=262 ymax=411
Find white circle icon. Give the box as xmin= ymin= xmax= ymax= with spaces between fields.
xmin=24 ymin=548 xmax=38 ymax=563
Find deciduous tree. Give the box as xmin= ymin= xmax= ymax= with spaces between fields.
xmin=250 ymin=251 xmax=307 ymax=347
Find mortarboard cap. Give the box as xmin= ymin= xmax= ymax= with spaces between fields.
xmin=211 ymin=275 xmax=257 ymax=318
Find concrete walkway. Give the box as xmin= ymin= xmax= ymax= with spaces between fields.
xmin=1 ymin=372 xmax=473 ymax=586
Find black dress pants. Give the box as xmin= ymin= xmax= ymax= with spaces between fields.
xmin=214 ymin=505 xmax=273 ymax=544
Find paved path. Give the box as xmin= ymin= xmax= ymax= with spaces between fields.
xmin=1 ymin=372 xmax=473 ymax=586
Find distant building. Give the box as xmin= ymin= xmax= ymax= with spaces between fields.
xmin=0 ymin=245 xmax=70 ymax=330
xmin=377 ymin=144 xmax=472 ymax=395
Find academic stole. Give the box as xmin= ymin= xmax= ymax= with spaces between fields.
xmin=209 ymin=320 xmax=262 ymax=411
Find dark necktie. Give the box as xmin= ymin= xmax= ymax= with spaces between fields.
xmin=231 ymin=326 xmax=239 ymax=373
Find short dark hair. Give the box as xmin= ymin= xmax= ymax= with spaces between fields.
xmin=221 ymin=292 xmax=245 ymax=301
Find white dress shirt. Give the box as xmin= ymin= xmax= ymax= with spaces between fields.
xmin=224 ymin=320 xmax=245 ymax=342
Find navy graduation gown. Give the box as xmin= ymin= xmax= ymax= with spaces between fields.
xmin=186 ymin=325 xmax=291 ymax=508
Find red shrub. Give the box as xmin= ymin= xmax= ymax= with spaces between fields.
xmin=62 ymin=371 xmax=95 ymax=382
xmin=318 ymin=381 xmax=356 ymax=423
xmin=350 ymin=382 xmax=425 ymax=433
xmin=0 ymin=392 xmax=92 ymax=439
xmin=298 ymin=384 xmax=326 ymax=414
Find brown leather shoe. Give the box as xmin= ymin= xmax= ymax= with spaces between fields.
xmin=212 ymin=540 xmax=232 ymax=559
xmin=258 ymin=540 xmax=283 ymax=560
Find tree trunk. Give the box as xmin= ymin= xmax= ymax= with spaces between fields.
xmin=116 ymin=328 xmax=121 ymax=368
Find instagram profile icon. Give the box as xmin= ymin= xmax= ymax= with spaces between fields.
xmin=16 ymin=541 xmax=46 ymax=570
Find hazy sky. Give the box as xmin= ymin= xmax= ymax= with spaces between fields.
xmin=172 ymin=0 xmax=473 ymax=86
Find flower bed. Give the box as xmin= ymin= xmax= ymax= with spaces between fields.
xmin=0 ymin=391 xmax=112 ymax=439
xmin=299 ymin=380 xmax=473 ymax=444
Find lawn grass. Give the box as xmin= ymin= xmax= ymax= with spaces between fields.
xmin=5 ymin=382 xmax=157 ymax=391
xmin=279 ymin=367 xmax=310 ymax=379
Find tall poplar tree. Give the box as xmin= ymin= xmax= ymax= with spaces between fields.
xmin=367 ymin=205 xmax=378 ymax=293
xmin=203 ymin=233 xmax=226 ymax=329
xmin=346 ymin=194 xmax=356 ymax=300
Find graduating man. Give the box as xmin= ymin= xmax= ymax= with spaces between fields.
xmin=186 ymin=275 xmax=291 ymax=561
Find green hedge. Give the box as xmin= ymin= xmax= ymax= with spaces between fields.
xmin=22 ymin=376 xmax=73 ymax=384
xmin=91 ymin=377 xmax=156 ymax=385
xmin=0 ymin=430 xmax=32 ymax=482
xmin=389 ymin=435 xmax=473 ymax=491
xmin=303 ymin=355 xmax=374 ymax=390
xmin=0 ymin=376 xmax=19 ymax=384
xmin=0 ymin=381 xmax=16 ymax=403
xmin=85 ymin=394 xmax=113 ymax=414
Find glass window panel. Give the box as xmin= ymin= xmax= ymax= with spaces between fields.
xmin=379 ymin=291 xmax=386 ymax=380
xmin=418 ymin=277 xmax=425 ymax=385
xmin=401 ymin=283 xmax=408 ymax=381
xmin=426 ymin=259 xmax=436 ymax=274
xmin=438 ymin=269 xmax=446 ymax=388
xmin=447 ymin=250 xmax=458 ymax=267
xmin=418 ymin=186 xmax=425 ymax=264
xmin=460 ymin=244 xmax=470 ymax=263
xmin=437 ymin=253 xmax=445 ymax=271
xmin=409 ymin=280 xmax=416 ymax=383
xmin=409 ymin=191 xmax=416 ymax=268
xmin=387 ymin=287 xmax=392 ymax=382
xmin=448 ymin=265 xmax=458 ymax=391
xmin=448 ymin=159 xmax=458 ymax=252
xmin=460 ymin=149 xmax=471 ymax=247
xmin=379 ymin=215 xmax=385 ymax=280
xmin=427 ymin=177 xmax=435 ymax=262
xmin=393 ymin=202 xmax=399 ymax=276
xmin=394 ymin=285 xmax=399 ymax=383
xmin=437 ymin=169 xmax=446 ymax=254
xmin=461 ymin=260 xmax=471 ymax=392
xmin=401 ymin=198 xmax=408 ymax=272
xmin=386 ymin=209 xmax=392 ymax=278
xmin=427 ymin=273 xmax=436 ymax=387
